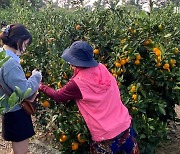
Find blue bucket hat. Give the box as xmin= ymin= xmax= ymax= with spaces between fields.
xmin=61 ymin=41 xmax=98 ymax=67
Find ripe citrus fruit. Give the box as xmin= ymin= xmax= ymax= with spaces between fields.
xmin=42 ymin=100 xmax=50 ymax=108
xmin=132 ymin=29 xmax=136 ymax=35
xmin=155 ymin=50 xmax=161 ymax=56
xmin=112 ymin=73 xmax=117 ymax=77
xmin=169 ymin=59 xmax=176 ymax=65
xmin=72 ymin=142 xmax=79 ymax=150
xmin=153 ymin=48 xmax=160 ymax=53
xmin=130 ymin=85 xmax=136 ymax=93
xmin=136 ymin=54 xmax=141 ymax=60
xmin=143 ymin=39 xmax=152 ymax=46
xmin=115 ymin=62 xmax=121 ymax=68
xmin=75 ymin=24 xmax=81 ymax=30
xmin=20 ymin=59 xmax=24 ymax=65
xmin=163 ymin=63 xmax=170 ymax=70
xmin=126 ymin=57 xmax=129 ymax=62
xmin=132 ymin=94 xmax=137 ymax=101
xmin=59 ymin=134 xmax=67 ymax=143
xmin=174 ymin=48 xmax=179 ymax=54
xmin=156 ymin=62 xmax=161 ymax=67
xmin=57 ymin=82 xmax=62 ymax=88
xmin=77 ymin=133 xmax=86 ymax=143
xmin=135 ymin=60 xmax=140 ymax=65
xmin=25 ymin=72 xmax=31 ymax=78
xmin=120 ymin=59 xmax=126 ymax=65
xmin=121 ymin=38 xmax=126 ymax=44
xmin=93 ymin=49 xmax=99 ymax=54
xmin=157 ymin=56 xmax=161 ymax=61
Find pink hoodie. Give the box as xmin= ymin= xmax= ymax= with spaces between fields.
xmin=73 ymin=63 xmax=131 ymax=141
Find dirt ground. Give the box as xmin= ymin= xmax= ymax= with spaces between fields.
xmin=0 ymin=105 xmax=180 ymax=154
xmin=156 ymin=105 xmax=180 ymax=154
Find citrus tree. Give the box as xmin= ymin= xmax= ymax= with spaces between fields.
xmin=0 ymin=2 xmax=179 ymax=153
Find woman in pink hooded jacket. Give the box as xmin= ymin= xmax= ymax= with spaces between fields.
xmin=39 ymin=41 xmax=139 ymax=154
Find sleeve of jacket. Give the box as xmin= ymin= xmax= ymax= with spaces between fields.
xmin=4 ymin=65 xmax=41 ymax=98
xmin=39 ymin=79 xmax=82 ymax=103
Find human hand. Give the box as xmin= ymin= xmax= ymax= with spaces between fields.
xmin=32 ymin=69 xmax=41 ymax=76
xmin=39 ymin=82 xmax=43 ymax=89
xmin=38 ymin=82 xmax=46 ymax=91
xmin=32 ymin=69 xmax=42 ymax=80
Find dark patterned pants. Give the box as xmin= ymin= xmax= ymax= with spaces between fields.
xmin=90 ymin=127 xmax=139 ymax=154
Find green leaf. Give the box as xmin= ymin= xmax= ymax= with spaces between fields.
xmin=149 ymin=125 xmax=155 ymax=130
xmin=164 ymin=33 xmax=171 ymax=38
xmin=159 ymin=43 xmax=165 ymax=58
xmin=140 ymin=90 xmax=146 ymax=98
xmin=0 ymin=50 xmax=6 ymax=59
xmin=0 ymin=95 xmax=5 ymax=101
xmin=52 ymin=115 xmax=58 ymax=122
xmin=0 ymin=98 xmax=9 ymax=108
xmin=136 ymin=82 xmax=141 ymax=91
xmin=0 ymin=56 xmax=10 ymax=68
xmin=159 ymin=106 xmax=166 ymax=115
xmin=122 ymin=44 xmax=128 ymax=52
xmin=23 ymin=88 xmax=32 ymax=99
xmin=140 ymin=134 xmax=146 ymax=139
xmin=173 ymin=86 xmax=180 ymax=90
xmin=0 ymin=107 xmax=5 ymax=114
xmin=8 ymin=92 xmax=18 ymax=108
xmin=15 ymin=86 xmax=23 ymax=98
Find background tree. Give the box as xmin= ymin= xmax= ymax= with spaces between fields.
xmin=0 ymin=0 xmax=10 ymax=8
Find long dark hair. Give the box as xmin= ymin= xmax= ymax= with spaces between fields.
xmin=0 ymin=24 xmax=32 ymax=51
